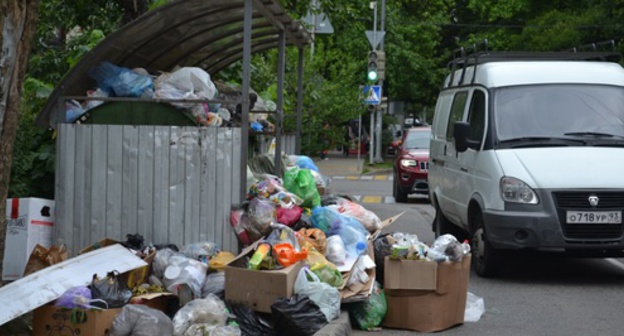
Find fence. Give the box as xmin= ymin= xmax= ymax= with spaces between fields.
xmin=54 ymin=124 xmax=242 ymax=255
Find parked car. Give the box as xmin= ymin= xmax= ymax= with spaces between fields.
xmin=393 ymin=126 xmax=431 ymax=202
xmin=429 ymin=47 xmax=624 ymax=278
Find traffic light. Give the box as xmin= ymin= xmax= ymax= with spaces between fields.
xmin=367 ymin=51 xmax=379 ymax=81
xmin=376 ymin=51 xmax=386 ymax=80
xmin=367 ymin=50 xmax=386 ymax=82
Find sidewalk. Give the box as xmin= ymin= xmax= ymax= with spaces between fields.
xmin=313 ymin=150 xmax=392 ymax=176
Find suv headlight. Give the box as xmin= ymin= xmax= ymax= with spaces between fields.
xmin=500 ymin=176 xmax=538 ymax=204
xmin=400 ymin=159 xmax=417 ymax=167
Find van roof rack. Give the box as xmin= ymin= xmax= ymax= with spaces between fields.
xmin=445 ymin=39 xmax=623 ymax=88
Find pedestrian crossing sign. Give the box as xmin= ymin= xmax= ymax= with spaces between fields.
xmin=363 ymin=85 xmax=381 ymax=105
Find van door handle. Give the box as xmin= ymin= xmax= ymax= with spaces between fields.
xmin=432 ymin=158 xmax=444 ymax=166
xmin=460 ymin=167 xmax=468 ymax=172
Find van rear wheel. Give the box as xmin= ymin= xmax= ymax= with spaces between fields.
xmin=471 ymin=211 xmax=500 ymax=278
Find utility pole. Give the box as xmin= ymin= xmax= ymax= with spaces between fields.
xmin=374 ymin=0 xmax=386 ymax=163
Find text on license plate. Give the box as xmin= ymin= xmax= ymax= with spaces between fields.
xmin=566 ymin=211 xmax=622 ymax=224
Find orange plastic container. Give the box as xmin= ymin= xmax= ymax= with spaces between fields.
xmin=273 ymin=243 xmax=308 ymax=267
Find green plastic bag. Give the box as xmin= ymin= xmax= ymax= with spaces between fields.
xmin=349 ymin=282 xmax=387 ymax=331
xmin=284 ymin=167 xmax=321 ymax=208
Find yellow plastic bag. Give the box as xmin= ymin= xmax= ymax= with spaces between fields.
xmin=209 ymin=251 xmax=236 ymax=270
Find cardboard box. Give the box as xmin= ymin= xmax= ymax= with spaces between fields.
xmin=2 ymin=198 xmax=55 ymax=280
xmin=224 ymin=241 xmax=304 ymax=313
xmin=130 ymin=293 xmax=180 ymax=318
xmin=340 ymin=240 xmax=376 ymax=303
xmin=79 ymin=238 xmax=156 ymax=288
xmin=33 ymin=304 xmax=121 ymax=336
xmin=383 ymin=255 xmax=471 ymax=333
xmin=384 ymin=257 xmax=438 ymax=290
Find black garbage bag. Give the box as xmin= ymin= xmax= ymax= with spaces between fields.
xmin=227 ymin=302 xmax=275 ymax=336
xmin=271 ymin=295 xmax=328 ymax=336
xmin=373 ymin=233 xmax=394 ymax=287
xmin=90 ymin=271 xmax=132 ymax=308
xmin=121 ymin=233 xmax=145 ymax=250
xmin=291 ymin=212 xmax=313 ymax=231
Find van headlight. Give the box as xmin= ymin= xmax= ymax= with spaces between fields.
xmin=500 ymin=177 xmax=538 ymax=204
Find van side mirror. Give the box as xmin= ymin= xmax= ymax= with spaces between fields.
xmin=453 ymin=121 xmax=481 ymax=152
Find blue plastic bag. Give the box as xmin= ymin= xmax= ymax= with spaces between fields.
xmin=296 ymin=155 xmax=319 ymax=172
xmin=88 ymin=62 xmax=153 ymax=97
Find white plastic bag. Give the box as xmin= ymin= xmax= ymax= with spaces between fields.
xmin=294 ymin=268 xmax=341 ymax=322
xmin=464 ymin=292 xmax=485 ymax=322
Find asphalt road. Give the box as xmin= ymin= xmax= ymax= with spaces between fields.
xmin=329 ymin=176 xmax=624 ymax=336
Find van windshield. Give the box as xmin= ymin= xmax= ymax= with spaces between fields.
xmin=494 ymin=84 xmax=624 ymax=142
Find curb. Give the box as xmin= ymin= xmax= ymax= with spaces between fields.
xmin=362 ymin=168 xmax=392 ymax=176
xmin=314 ymin=311 xmax=351 ymax=336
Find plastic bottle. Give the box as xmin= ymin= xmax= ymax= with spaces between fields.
xmin=247 ymin=243 xmax=271 ymax=270
xmin=462 ymin=240 xmax=471 ymax=255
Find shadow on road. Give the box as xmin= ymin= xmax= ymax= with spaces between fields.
xmin=482 ymin=252 xmax=624 ymax=286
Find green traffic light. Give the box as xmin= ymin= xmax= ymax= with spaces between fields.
xmin=368 ymin=70 xmax=378 ymax=81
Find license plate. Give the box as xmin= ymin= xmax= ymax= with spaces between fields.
xmin=566 ymin=211 xmax=622 ymax=224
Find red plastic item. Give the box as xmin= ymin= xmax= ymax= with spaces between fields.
xmin=273 ymin=243 xmax=308 ymax=267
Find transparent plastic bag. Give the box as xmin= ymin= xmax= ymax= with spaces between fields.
xmin=172 ymin=294 xmax=229 ymax=336
xmin=329 ymin=219 xmax=368 ymax=258
xmin=162 ymin=257 xmax=208 ymax=300
xmin=464 ymin=292 xmax=485 ymax=322
xmin=110 ymin=304 xmax=173 ymax=336
xmin=184 ymin=324 xmax=241 ymax=336
xmin=328 ymin=197 xmax=382 ymax=233
xmin=244 ymin=198 xmax=276 ymax=242
xmin=201 ymin=271 xmax=225 ymax=299
xmin=430 ymin=234 xmax=464 ymax=261
xmin=181 ymin=241 xmax=219 ymax=262
xmin=325 ymin=235 xmax=347 ymax=266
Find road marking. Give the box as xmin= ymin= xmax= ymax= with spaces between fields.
xmin=347 ymin=195 xmax=396 ymax=204
xmin=605 ymin=258 xmax=624 ymax=272
xmin=361 ymin=195 xmax=382 ymax=203
xmin=328 ymin=175 xmax=391 ymax=180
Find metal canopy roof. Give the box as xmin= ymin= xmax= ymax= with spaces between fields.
xmin=36 ymin=0 xmax=311 ymax=128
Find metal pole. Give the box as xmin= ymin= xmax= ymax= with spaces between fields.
xmin=370 ymin=1 xmax=378 ymax=164
xmin=240 ymin=0 xmax=252 ymax=202
xmin=274 ymin=32 xmax=286 ymax=176
xmin=295 ymin=48 xmax=304 ymax=154
xmin=369 ymin=107 xmax=375 ymax=165
xmin=374 ymin=0 xmax=386 ymax=163
xmin=310 ymin=0 xmax=317 ymax=57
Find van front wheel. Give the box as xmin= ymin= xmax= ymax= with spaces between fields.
xmin=471 ymin=212 xmax=500 ymax=278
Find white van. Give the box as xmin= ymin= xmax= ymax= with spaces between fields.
xmin=429 ymin=50 xmax=624 ymax=277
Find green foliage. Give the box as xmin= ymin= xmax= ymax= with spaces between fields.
xmin=12 ymin=0 xmax=624 ymax=196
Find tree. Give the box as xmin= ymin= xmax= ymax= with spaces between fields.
xmin=0 ymin=0 xmax=41 ymax=285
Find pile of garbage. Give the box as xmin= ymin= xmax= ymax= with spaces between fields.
xmin=3 ymin=153 xmax=483 ymax=335
xmin=66 ymin=61 xmax=276 ymax=130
